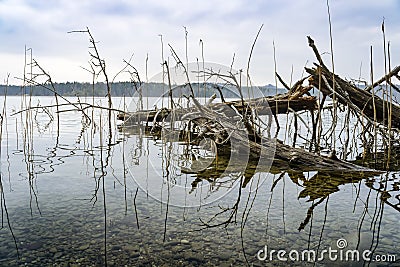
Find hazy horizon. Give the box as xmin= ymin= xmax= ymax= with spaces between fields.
xmin=1 ymin=1 xmax=400 ymax=86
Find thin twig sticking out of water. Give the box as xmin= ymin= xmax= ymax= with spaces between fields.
xmin=182 ymin=27 xmax=189 ymax=221
xmin=122 ymin=95 xmax=128 ymax=216
xmin=316 ymin=69 xmax=326 ymax=153
xmin=370 ymin=46 xmax=377 ymax=166
xmin=162 ymin=141 xmax=173 ymax=242
xmin=0 ymin=75 xmax=20 ymax=259
xmin=246 ymin=24 xmax=264 ymax=139
xmin=99 ymin=113 xmax=108 ymax=267
xmin=341 ymin=105 xmax=351 ymax=160
xmin=119 ymin=57 xmax=143 ymax=106
xmin=247 ymin=24 xmax=263 ymax=94
xmin=199 ymin=39 xmax=206 ymax=103
xmin=159 ymin=34 xmax=166 ymax=108
xmin=168 ymin=44 xmax=195 ymax=98
xmin=163 ymin=60 xmax=174 ymax=109
xmin=21 ymin=48 xmax=42 ymax=217
xmin=326 ymin=0 xmax=338 ymax=156
xmin=385 ymin=23 xmax=393 ymax=170
xmin=326 ymin=0 xmax=338 ymax=153
xmin=273 ymin=41 xmax=281 ymax=133
xmin=2 ymin=74 xmax=11 ymax=192
xmin=145 ymin=53 xmax=149 ymax=110
xmin=381 ymin=19 xmax=388 ymax=161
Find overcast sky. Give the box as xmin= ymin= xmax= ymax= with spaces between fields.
xmin=1 ymin=0 xmax=399 ymax=85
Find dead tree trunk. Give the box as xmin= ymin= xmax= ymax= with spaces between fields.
xmin=306 ymin=64 xmax=400 ymax=129
xmin=306 ymin=36 xmax=400 ymax=130
xmin=118 ymin=96 xmax=317 ymax=123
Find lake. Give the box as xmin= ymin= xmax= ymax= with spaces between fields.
xmin=0 ymin=96 xmax=398 ymax=266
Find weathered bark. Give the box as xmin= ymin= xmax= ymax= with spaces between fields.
xmin=306 ymin=64 xmax=400 ymax=129
xmin=181 ymin=137 xmax=379 ymax=190
xmin=252 ymin=137 xmax=378 ymax=173
xmin=117 ymin=96 xmax=317 ymax=123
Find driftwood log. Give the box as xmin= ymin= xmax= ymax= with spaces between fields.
xmin=306 ymin=64 xmax=400 ymax=129
xmin=120 ymin=104 xmax=379 ymax=176
xmin=306 ymin=36 xmax=400 ymax=130
xmin=117 ymin=96 xmax=317 ymax=123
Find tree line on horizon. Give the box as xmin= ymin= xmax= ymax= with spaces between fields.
xmin=0 ymin=82 xmax=286 ymax=97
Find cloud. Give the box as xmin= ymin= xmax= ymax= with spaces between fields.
xmin=0 ymin=0 xmax=399 ymax=85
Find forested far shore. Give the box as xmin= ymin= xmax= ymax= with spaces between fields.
xmin=0 ymin=82 xmax=286 ymax=97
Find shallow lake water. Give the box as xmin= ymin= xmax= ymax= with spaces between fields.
xmin=0 ymin=96 xmax=399 ymax=266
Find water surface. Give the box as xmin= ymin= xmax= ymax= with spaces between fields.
xmin=0 ymin=96 xmax=398 ymax=266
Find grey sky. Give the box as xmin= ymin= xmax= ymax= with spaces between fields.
xmin=1 ymin=0 xmax=399 ymax=85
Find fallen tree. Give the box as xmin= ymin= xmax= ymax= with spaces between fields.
xmin=119 ymin=36 xmax=400 ymax=175
xmin=117 ymin=95 xmax=317 ymax=123
xmin=120 ymin=100 xmax=380 ymax=176
xmin=306 ymin=36 xmax=400 ymax=130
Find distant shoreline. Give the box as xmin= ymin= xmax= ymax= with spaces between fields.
xmin=0 ymin=82 xmax=286 ymax=97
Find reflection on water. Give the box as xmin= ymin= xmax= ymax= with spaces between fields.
xmin=0 ymin=96 xmax=399 ymax=266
